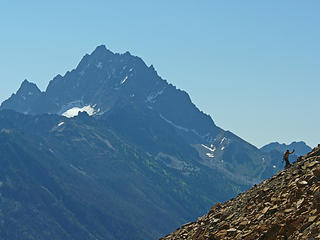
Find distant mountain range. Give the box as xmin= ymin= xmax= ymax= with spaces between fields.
xmin=261 ymin=141 xmax=312 ymax=157
xmin=0 ymin=45 xmax=310 ymax=239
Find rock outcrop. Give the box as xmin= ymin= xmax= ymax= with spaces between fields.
xmin=161 ymin=144 xmax=320 ymax=240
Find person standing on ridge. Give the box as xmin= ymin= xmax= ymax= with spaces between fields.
xmin=282 ymin=149 xmax=295 ymax=169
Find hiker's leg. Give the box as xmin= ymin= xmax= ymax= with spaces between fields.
xmin=285 ymin=159 xmax=291 ymax=168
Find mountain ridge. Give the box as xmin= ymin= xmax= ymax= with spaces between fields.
xmin=0 ymin=109 xmax=246 ymax=240
xmin=161 ymin=145 xmax=320 ymax=239
xmin=0 ymin=45 xmax=295 ymax=239
xmin=0 ymin=45 xmax=282 ymax=185
xmin=1 ymin=45 xmax=220 ymax=139
xmin=261 ymin=141 xmax=312 ymax=157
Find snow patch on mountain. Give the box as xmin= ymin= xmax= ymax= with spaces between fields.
xmin=120 ymin=76 xmax=128 ymax=85
xmin=201 ymin=144 xmax=216 ymax=152
xmin=57 ymin=122 xmax=65 ymax=127
xmin=221 ymin=137 xmax=227 ymax=144
xmin=58 ymin=100 xmax=83 ymax=115
xmin=206 ymin=153 xmax=214 ymax=158
xmin=62 ymin=105 xmax=97 ymax=118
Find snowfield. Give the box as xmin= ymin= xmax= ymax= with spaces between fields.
xmin=62 ymin=105 xmax=97 ymax=118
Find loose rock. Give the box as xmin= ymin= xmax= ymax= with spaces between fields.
xmin=161 ymin=146 xmax=320 ymax=240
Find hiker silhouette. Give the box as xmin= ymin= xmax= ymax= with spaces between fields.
xmin=282 ymin=149 xmax=295 ymax=169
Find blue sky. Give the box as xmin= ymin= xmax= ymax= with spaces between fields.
xmin=0 ymin=1 xmax=319 ymax=148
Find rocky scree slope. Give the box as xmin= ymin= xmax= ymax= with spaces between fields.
xmin=161 ymin=145 xmax=320 ymax=240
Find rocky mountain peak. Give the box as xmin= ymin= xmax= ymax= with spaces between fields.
xmin=17 ymin=79 xmax=41 ymax=96
xmin=93 ymin=44 xmax=108 ymax=52
xmin=161 ymin=145 xmax=320 ymax=239
xmin=0 ymin=79 xmax=43 ymax=114
xmin=21 ymin=79 xmax=31 ymax=86
xmin=2 ymin=47 xmax=213 ymax=133
xmin=89 ymin=44 xmax=115 ymax=60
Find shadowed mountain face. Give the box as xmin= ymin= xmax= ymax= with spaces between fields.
xmin=0 ymin=45 xmax=286 ymax=239
xmin=0 ymin=110 xmax=245 ymax=240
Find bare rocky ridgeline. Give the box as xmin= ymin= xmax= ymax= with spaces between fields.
xmin=161 ymin=145 xmax=320 ymax=240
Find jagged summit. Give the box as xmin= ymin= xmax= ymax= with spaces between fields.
xmin=94 ymin=44 xmax=108 ymax=52
xmin=0 ymin=79 xmax=42 ymax=114
xmin=1 ymin=45 xmax=218 ymax=136
xmin=21 ymin=79 xmax=33 ymax=86
xmin=161 ymin=145 xmax=320 ymax=240
xmin=89 ymin=44 xmax=114 ymax=58
xmin=18 ymin=79 xmax=41 ymax=94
